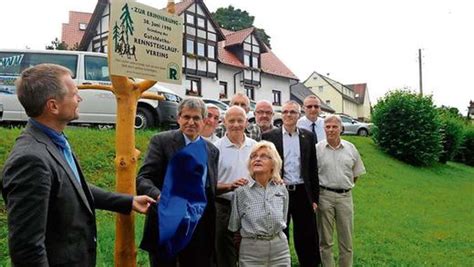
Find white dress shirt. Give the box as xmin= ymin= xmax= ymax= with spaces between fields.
xmin=297 ymin=116 xmax=326 ymax=142
xmin=282 ymin=127 xmax=303 ymax=185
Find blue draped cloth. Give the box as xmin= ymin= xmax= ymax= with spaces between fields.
xmin=158 ymin=138 xmax=208 ymax=259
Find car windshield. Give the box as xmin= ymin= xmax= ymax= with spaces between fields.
xmin=249 ymin=101 xmax=256 ymax=110
xmin=205 ymin=99 xmax=228 ymax=111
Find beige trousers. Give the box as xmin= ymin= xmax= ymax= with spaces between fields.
xmin=317 ymin=189 xmax=354 ymax=267
xmin=239 ymin=232 xmax=290 ymax=267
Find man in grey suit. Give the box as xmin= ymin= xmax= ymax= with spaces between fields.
xmin=1 ymin=64 xmax=155 ymax=267
xmin=137 ymin=97 xmax=219 ymax=267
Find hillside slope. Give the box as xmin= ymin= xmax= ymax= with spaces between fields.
xmin=1 ymin=128 xmax=472 ymax=266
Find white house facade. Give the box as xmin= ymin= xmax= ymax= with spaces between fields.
xmin=79 ymin=0 xmax=298 ymax=108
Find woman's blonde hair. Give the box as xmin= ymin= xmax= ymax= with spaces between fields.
xmin=247 ymin=141 xmax=283 ymax=182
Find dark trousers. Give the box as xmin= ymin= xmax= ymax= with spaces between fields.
xmin=149 ymin=206 xmax=215 ymax=267
xmin=284 ymin=184 xmax=321 ymax=267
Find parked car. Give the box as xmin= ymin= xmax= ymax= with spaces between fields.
xmin=202 ymin=98 xmax=229 ymax=120
xmin=338 ymin=114 xmax=372 ymax=136
xmin=221 ymin=98 xmax=282 ymax=127
xmin=136 ymin=84 xmax=181 ymax=129
xmin=247 ymin=100 xmax=256 ymax=122
xmin=272 ymin=106 xmax=283 ymax=127
xmin=0 ymin=49 xmax=179 ymax=129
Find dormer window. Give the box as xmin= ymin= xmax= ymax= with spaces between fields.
xmin=252 ymin=55 xmax=258 ymax=68
xmin=244 ymin=54 xmax=250 ymax=67
xmin=242 ymin=34 xmax=261 ymax=86
xmin=243 ymin=35 xmax=260 ymax=69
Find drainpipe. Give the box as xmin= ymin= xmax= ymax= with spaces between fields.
xmin=288 ymin=79 xmax=299 ymax=103
xmin=233 ymin=70 xmax=243 ymax=94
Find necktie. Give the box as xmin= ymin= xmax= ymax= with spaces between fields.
xmin=311 ymin=122 xmax=318 ymax=143
xmin=63 ymin=140 xmax=81 ymax=184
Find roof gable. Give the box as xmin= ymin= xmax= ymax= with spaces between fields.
xmin=79 ymin=0 xmax=108 ymax=51
xmin=218 ymin=29 xmax=296 ymax=79
xmin=176 ymin=0 xmax=226 ymax=41
xmin=346 ymin=83 xmax=367 ymax=104
xmin=290 ymin=82 xmax=335 ymax=113
xmin=307 ymin=72 xmax=359 ymax=104
xmin=224 ymin=27 xmax=254 ymax=47
xmin=217 ymin=41 xmax=244 ymax=68
xmin=174 ymin=0 xmax=194 ymax=14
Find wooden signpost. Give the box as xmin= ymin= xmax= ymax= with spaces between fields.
xmin=79 ymin=1 xmax=182 ymax=265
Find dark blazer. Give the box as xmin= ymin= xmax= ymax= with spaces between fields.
xmin=1 ymin=122 xmax=133 ymax=267
xmin=262 ymin=127 xmax=319 ymax=204
xmin=136 ymin=129 xmax=219 ymax=256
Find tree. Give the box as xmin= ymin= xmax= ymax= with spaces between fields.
xmin=212 ymin=5 xmax=271 ymax=48
xmin=438 ymin=105 xmax=463 ymax=119
xmin=45 ymin=38 xmax=69 ymax=50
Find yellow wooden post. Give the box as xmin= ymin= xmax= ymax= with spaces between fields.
xmin=78 ymin=2 xmax=176 ymax=266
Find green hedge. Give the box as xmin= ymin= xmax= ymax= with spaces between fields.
xmin=454 ymin=125 xmax=474 ymax=166
xmin=438 ymin=111 xmax=465 ymax=163
xmin=372 ymin=90 xmax=442 ymax=166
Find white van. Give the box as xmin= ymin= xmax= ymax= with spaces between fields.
xmin=0 ymin=49 xmax=181 ymax=129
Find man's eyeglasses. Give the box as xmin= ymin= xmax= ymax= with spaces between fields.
xmin=255 ymin=110 xmax=273 ymax=116
xmin=305 ymin=105 xmax=320 ymax=109
xmin=282 ymin=110 xmax=299 ymax=115
xmin=250 ymin=153 xmax=272 ymax=160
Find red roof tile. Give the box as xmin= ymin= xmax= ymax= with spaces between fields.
xmin=218 ymin=42 xmax=245 ymax=68
xmin=224 ymin=27 xmax=255 ymax=47
xmin=261 ymin=50 xmax=298 ymax=80
xmin=217 ymin=29 xmax=298 ymax=80
xmin=346 ymin=83 xmax=367 ymax=104
xmin=220 ymin=28 xmax=234 ymax=35
xmin=174 ymin=0 xmax=194 ymax=15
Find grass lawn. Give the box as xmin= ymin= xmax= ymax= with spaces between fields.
xmin=1 ymin=127 xmax=473 ymax=266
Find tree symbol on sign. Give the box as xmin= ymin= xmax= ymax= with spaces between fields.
xmin=113 ymin=3 xmax=137 ymax=61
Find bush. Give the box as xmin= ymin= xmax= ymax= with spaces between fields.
xmin=438 ymin=111 xmax=465 ymax=163
xmin=454 ymin=125 xmax=474 ymax=166
xmin=372 ymin=90 xmax=442 ymax=166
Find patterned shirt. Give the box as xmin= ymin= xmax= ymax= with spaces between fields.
xmin=228 ymin=179 xmax=289 ymax=238
xmin=215 ymin=123 xmax=261 ymax=141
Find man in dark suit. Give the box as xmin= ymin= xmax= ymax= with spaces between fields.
xmin=262 ymin=100 xmax=321 ymax=267
xmin=137 ymin=97 xmax=219 ymax=267
xmin=1 ymin=64 xmax=155 ymax=267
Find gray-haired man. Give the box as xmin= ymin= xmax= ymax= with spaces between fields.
xmin=316 ymin=114 xmax=366 ymax=267
xmin=137 ymin=97 xmax=219 ymax=267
